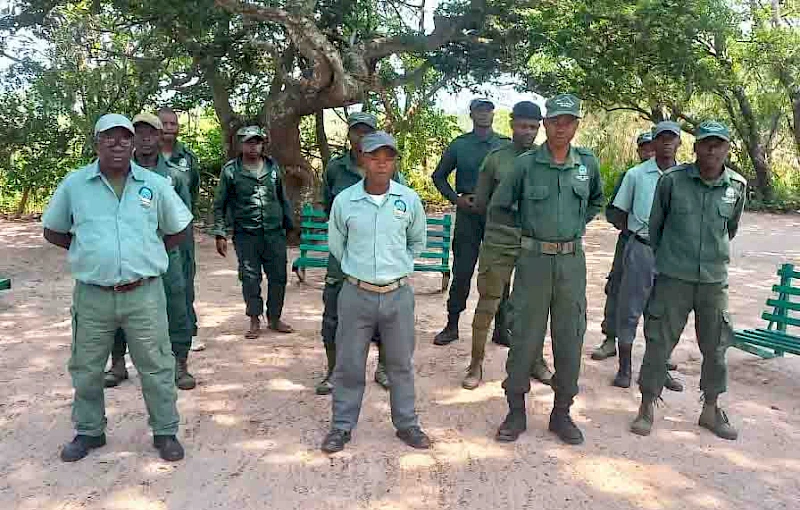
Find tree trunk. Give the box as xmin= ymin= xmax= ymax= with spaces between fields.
xmin=746 ymin=141 xmax=773 ymax=201
xmin=14 ymin=186 xmax=31 ymax=218
xmin=315 ymin=109 xmax=331 ymax=168
xmin=790 ymin=92 xmax=800 ymax=165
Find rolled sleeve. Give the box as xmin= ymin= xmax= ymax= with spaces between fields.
xmin=42 ymin=180 xmax=73 ymax=233
xmin=158 ymin=185 xmax=193 ymax=235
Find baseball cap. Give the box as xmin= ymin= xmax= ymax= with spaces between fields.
xmin=636 ymin=131 xmax=654 ymax=146
xmin=469 ymin=98 xmax=495 ymax=111
xmin=653 ymin=120 xmax=681 ymax=138
xmin=132 ymin=113 xmax=163 ymax=130
xmin=695 ymin=121 xmax=731 ymax=142
xmin=511 ymin=101 xmax=542 ymax=120
xmin=360 ymin=131 xmax=398 ymax=154
xmin=238 ymin=126 xmax=266 ymax=142
xmin=94 ymin=113 xmax=135 ymax=136
xmin=347 ymin=112 xmax=378 ymax=130
xmin=544 ymin=94 xmax=582 ymax=119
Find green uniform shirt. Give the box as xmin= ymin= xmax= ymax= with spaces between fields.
xmin=212 ymin=157 xmax=293 ymax=237
xmin=322 ymin=150 xmax=406 ymax=215
xmin=492 ymin=144 xmax=605 ymax=242
xmin=432 ymin=131 xmax=510 ymax=203
xmin=164 ymin=141 xmax=200 ymax=212
xmin=42 ymin=160 xmax=193 ymax=285
xmin=136 ymin=154 xmax=191 ymax=209
xmin=650 ymin=163 xmax=747 ymax=284
xmin=474 ymin=141 xmax=528 ymax=247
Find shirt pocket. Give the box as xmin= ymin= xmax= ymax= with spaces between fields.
xmin=572 ymin=182 xmax=589 ymax=219
xmin=525 ymin=185 xmax=550 ymax=201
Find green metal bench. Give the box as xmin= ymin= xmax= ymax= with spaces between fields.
xmin=0 ymin=278 xmax=10 ymax=291
xmin=733 ymin=263 xmax=800 ymax=358
xmin=292 ymin=203 xmax=452 ymax=292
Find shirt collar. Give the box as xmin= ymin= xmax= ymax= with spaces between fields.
xmin=350 ymin=179 xmax=403 ymax=201
xmin=687 ymin=163 xmax=731 ymax=186
xmin=535 ymin=143 xmax=581 ymax=168
xmin=85 ymin=160 xmax=145 ymax=182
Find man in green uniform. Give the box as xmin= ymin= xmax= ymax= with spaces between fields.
xmin=631 ymin=121 xmax=746 ymax=440
xmin=43 ymin=114 xmax=191 ymax=462
xmin=316 ymin=112 xmax=400 ymax=395
xmin=492 ymin=94 xmax=605 ymax=445
xmin=104 ymin=113 xmax=197 ymax=390
xmin=432 ymin=98 xmax=510 ymax=346
xmin=463 ymin=101 xmax=553 ymax=390
xmin=213 ymin=126 xmax=294 ymax=338
xmin=591 ymin=131 xmax=654 ymax=360
xmin=159 ymin=107 xmax=200 ymax=340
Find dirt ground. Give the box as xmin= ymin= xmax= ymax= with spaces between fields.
xmin=1 ymin=212 xmax=800 ymax=510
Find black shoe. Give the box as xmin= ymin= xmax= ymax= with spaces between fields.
xmin=496 ymin=394 xmax=527 ymax=442
xmin=321 ymin=428 xmax=351 ymax=453
xmin=667 ymin=360 xmax=678 ymax=371
xmin=315 ymin=375 xmax=334 ymax=395
xmin=612 ymin=345 xmax=632 ymax=388
xmin=374 ymin=362 xmax=390 ymax=390
xmin=434 ymin=313 xmax=459 ymax=346
xmin=396 ymin=426 xmax=432 ymax=449
xmin=664 ymin=372 xmax=684 ymax=392
xmin=153 ymin=435 xmax=184 ymax=461
xmin=60 ymin=434 xmax=106 ymax=462
xmin=104 ymin=358 xmax=128 ymax=388
xmin=491 ymin=327 xmax=510 ymax=347
xmin=548 ymin=408 xmax=584 ymax=445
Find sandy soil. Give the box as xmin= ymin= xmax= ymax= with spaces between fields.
xmin=1 ymin=212 xmax=800 ymax=510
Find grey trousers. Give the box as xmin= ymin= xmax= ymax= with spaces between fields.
xmin=332 ymin=281 xmax=418 ymax=432
xmin=616 ymin=237 xmax=656 ymax=348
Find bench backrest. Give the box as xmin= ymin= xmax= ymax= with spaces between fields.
xmin=298 ymin=203 xmax=452 ymax=269
xmin=763 ymin=263 xmax=800 ymax=331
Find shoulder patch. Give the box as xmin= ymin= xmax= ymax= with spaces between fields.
xmin=727 ymin=168 xmax=748 ymax=186
xmin=575 ymin=147 xmax=596 ymax=157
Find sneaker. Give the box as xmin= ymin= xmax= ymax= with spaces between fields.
xmin=60 ymin=434 xmax=106 ymax=462
xmin=396 ymin=426 xmax=432 ymax=449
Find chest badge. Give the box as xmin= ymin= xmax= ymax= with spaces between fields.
xmin=271 ymin=169 xmax=277 ymax=183
xmin=393 ymin=199 xmax=408 ymax=218
xmin=178 ymin=158 xmax=188 ymax=171
xmin=575 ymin=165 xmax=589 ymax=182
xmin=722 ymin=186 xmax=737 ymax=204
xmin=138 ymin=186 xmax=154 ymax=208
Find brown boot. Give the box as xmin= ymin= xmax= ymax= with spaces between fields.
xmin=175 ymin=357 xmax=196 ymax=390
xmin=462 ymin=361 xmax=483 ymax=390
xmin=630 ymin=394 xmax=656 ymax=436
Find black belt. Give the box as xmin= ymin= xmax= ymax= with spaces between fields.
xmin=634 ymin=235 xmax=650 ymax=246
xmin=93 ymin=277 xmax=157 ymax=293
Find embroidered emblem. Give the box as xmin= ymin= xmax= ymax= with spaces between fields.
xmin=393 ymin=199 xmax=408 ymax=218
xmin=722 ymin=186 xmax=737 ymax=204
xmin=138 ymin=186 xmax=153 ymax=208
xmin=575 ymin=164 xmax=589 ymax=182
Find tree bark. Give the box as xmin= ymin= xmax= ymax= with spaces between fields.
xmin=14 ymin=186 xmax=30 ymax=218
xmin=790 ymin=92 xmax=800 ymax=164
xmin=268 ymin=112 xmax=312 ymax=244
xmin=315 ymin=109 xmax=331 ymax=168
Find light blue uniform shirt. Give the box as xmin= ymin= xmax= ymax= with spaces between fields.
xmin=42 ymin=160 xmax=193 ymax=286
xmin=612 ymin=158 xmax=669 ymax=238
xmin=329 ymin=179 xmax=427 ymax=285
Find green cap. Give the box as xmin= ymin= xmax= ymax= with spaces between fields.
xmin=94 ymin=113 xmax=135 ymax=136
xmin=238 ymin=126 xmax=266 ymax=143
xmin=695 ymin=120 xmax=730 ymax=142
xmin=360 ymin=131 xmax=397 ymax=154
xmin=347 ymin=112 xmax=378 ymax=130
xmin=132 ymin=113 xmax=163 ymax=131
xmin=544 ymin=94 xmax=582 ymax=119
xmin=469 ymin=98 xmax=495 ymax=111
xmin=636 ymin=131 xmax=654 ymax=146
xmin=653 ymin=120 xmax=681 ymax=138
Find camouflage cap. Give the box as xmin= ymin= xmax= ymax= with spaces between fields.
xmin=347 ymin=112 xmax=378 ymax=130
xmin=653 ymin=120 xmax=681 ymax=139
xmin=544 ymin=94 xmax=582 ymax=119
xmin=238 ymin=125 xmax=266 ymax=143
xmin=511 ymin=101 xmax=542 ymax=120
xmin=469 ymin=98 xmax=495 ymax=111
xmin=360 ymin=131 xmax=398 ymax=154
xmin=94 ymin=113 xmax=135 ymax=136
xmin=636 ymin=131 xmax=654 ymax=146
xmin=695 ymin=120 xmax=731 ymax=142
xmin=132 ymin=113 xmax=163 ymax=131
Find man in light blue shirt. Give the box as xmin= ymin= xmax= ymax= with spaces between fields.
xmin=42 ymin=114 xmax=192 ymax=463
xmin=321 ymin=131 xmax=431 ymax=453
xmin=610 ymin=120 xmax=684 ymax=390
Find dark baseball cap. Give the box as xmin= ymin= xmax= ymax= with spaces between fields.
xmin=469 ymin=98 xmax=495 ymax=111
xmin=544 ymin=94 xmax=582 ymax=119
xmin=636 ymin=131 xmax=654 ymax=146
xmin=511 ymin=101 xmax=542 ymax=121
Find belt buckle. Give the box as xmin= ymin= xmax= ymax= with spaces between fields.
xmin=541 ymin=241 xmax=557 ymax=255
xmin=112 ymin=283 xmax=126 ymax=292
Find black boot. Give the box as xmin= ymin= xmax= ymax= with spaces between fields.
xmin=175 ymin=357 xmax=196 ymax=390
xmin=612 ymin=344 xmax=632 ymax=388
xmin=316 ymin=343 xmax=336 ymax=395
xmin=496 ymin=393 xmax=527 ymax=442
xmin=104 ymin=356 xmax=128 ymax=388
xmin=491 ymin=326 xmax=510 ymax=347
xmin=549 ymin=402 xmax=584 ymax=445
xmin=433 ymin=313 xmax=460 ymax=346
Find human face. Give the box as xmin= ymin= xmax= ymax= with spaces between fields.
xmin=158 ymin=110 xmax=179 ymax=144
xmin=348 ymin=123 xmax=375 ymax=152
xmin=543 ymin=115 xmax=579 ymax=150
xmin=511 ymin=118 xmax=540 ymax=149
xmin=470 ymin=104 xmax=494 ymax=129
xmin=242 ymin=138 xmax=264 ymax=161
xmin=95 ymin=127 xmax=134 ymax=173
xmin=134 ymin=123 xmax=161 ymax=157
xmin=362 ymin=147 xmax=397 ymax=187
xmin=654 ymin=132 xmax=681 ymax=161
xmin=695 ymin=138 xmax=730 ymax=175
xmin=637 ymin=142 xmax=655 ymax=162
